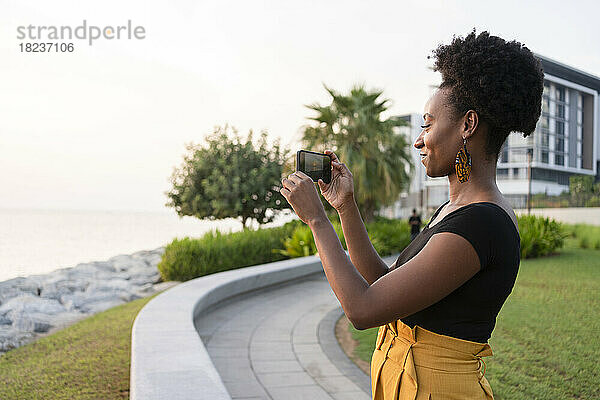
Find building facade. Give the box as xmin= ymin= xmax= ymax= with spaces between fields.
xmin=379 ymin=54 xmax=600 ymax=219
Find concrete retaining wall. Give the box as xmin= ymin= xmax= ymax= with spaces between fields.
xmin=130 ymin=255 xmax=325 ymax=400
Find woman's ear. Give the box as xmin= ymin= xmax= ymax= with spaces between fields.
xmin=463 ymin=110 xmax=479 ymax=138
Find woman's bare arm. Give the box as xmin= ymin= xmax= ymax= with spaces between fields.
xmin=338 ymin=199 xmax=389 ymax=285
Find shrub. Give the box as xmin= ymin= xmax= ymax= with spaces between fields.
xmin=275 ymin=225 xmax=317 ymax=258
xmin=280 ymin=218 xmax=304 ymax=237
xmin=277 ymin=216 xmax=410 ymax=258
xmin=585 ymin=197 xmax=600 ymax=207
xmin=276 ymin=220 xmax=348 ymax=257
xmin=365 ymin=218 xmax=411 ymax=256
xmin=158 ymin=224 xmax=293 ymax=281
xmin=563 ymin=223 xmax=600 ymax=250
xmin=517 ymin=215 xmax=567 ymax=259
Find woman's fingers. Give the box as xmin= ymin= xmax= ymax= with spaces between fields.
xmin=317 ymin=179 xmax=327 ymax=191
xmin=332 ymin=160 xmax=346 ymax=172
xmin=331 ymin=161 xmax=342 ymax=174
xmin=324 ymin=149 xmax=340 ymax=163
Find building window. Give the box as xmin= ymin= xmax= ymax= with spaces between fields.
xmin=500 ymin=144 xmax=508 ymax=163
xmin=557 ymin=103 xmax=565 ymax=119
xmin=541 ymin=129 xmax=549 ymax=148
xmin=555 ymin=153 xmax=564 ymax=166
xmin=556 ymin=137 xmax=564 ymax=152
xmin=556 ymin=85 xmax=565 ymax=102
xmin=558 ymin=173 xmax=569 ymax=185
xmin=542 ymin=96 xmax=549 ymax=115
xmin=542 ymin=150 xmax=549 ymax=164
xmin=532 ymin=168 xmax=571 ymax=185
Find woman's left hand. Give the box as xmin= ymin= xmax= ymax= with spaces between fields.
xmin=280 ymin=171 xmax=328 ymax=226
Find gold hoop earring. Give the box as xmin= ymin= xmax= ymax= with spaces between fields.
xmin=455 ymin=137 xmax=472 ymax=183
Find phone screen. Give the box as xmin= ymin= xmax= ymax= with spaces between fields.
xmin=297 ymin=150 xmax=331 ymax=184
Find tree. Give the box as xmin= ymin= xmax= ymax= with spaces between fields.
xmin=165 ymin=124 xmax=290 ymax=229
xmin=300 ymin=83 xmax=414 ymax=223
xmin=569 ymin=175 xmax=595 ymax=207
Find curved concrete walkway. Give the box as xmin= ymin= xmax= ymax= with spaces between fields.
xmin=195 ymin=254 xmax=398 ymax=400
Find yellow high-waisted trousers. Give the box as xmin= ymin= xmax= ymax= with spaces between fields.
xmin=370 ymin=319 xmax=494 ymax=400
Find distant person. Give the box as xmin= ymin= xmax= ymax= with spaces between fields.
xmin=408 ymin=208 xmax=422 ymax=241
xmin=280 ymin=28 xmax=535 ymax=400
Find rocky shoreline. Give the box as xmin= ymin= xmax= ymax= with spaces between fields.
xmin=0 ymin=246 xmax=176 ymax=356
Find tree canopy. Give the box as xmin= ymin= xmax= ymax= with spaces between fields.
xmin=301 ymin=83 xmax=414 ymax=222
xmin=165 ymin=124 xmax=290 ymax=229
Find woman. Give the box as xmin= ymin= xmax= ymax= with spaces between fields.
xmin=280 ymin=29 xmax=543 ymax=399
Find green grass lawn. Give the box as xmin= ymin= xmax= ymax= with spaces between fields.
xmin=1 ymin=231 xmax=598 ymax=399
xmin=0 ymin=291 xmax=161 ymax=400
xmin=349 ymin=238 xmax=600 ymax=400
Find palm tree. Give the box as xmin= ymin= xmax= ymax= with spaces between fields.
xmin=301 ymin=83 xmax=414 ymax=223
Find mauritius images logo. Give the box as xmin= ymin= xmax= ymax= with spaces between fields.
xmin=16 ymin=20 xmax=146 ymax=46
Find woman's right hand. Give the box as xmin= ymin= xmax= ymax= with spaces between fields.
xmin=317 ymin=150 xmax=356 ymax=213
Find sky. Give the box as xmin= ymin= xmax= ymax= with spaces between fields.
xmin=1 ymin=0 xmax=599 ymax=212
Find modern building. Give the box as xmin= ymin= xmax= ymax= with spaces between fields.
xmin=379 ymin=54 xmax=600 ymax=219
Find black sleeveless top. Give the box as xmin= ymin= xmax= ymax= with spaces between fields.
xmin=390 ymin=200 xmax=521 ymax=343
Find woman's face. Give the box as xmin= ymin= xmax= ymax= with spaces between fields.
xmin=414 ymin=88 xmax=464 ymax=178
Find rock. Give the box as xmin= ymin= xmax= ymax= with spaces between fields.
xmin=39 ymin=270 xmax=71 ymax=286
xmin=128 ymin=273 xmax=161 ymax=286
xmin=50 ymin=311 xmax=87 ymax=330
xmin=58 ymin=291 xmax=84 ymax=311
xmin=0 ymin=245 xmax=170 ymax=356
xmin=109 ymin=255 xmax=148 ymax=272
xmin=0 ymin=287 xmax=27 ymax=305
xmin=3 ymin=277 xmax=40 ymax=292
xmin=85 ymin=278 xmax=134 ymax=293
xmin=135 ymin=283 xmax=154 ymax=293
xmin=11 ymin=312 xmax=53 ymax=333
xmin=39 ymin=281 xmax=81 ymax=301
xmin=0 ymin=295 xmax=67 ymax=318
xmin=0 ymin=326 xmax=35 ymax=353
xmin=144 ymin=254 xmax=163 ymax=267
xmin=67 ymin=263 xmax=114 ymax=281
xmin=60 ymin=290 xmax=111 ymax=312
xmin=111 ymin=271 xmax=134 ymax=281
xmin=127 ymin=263 xmax=159 ymax=278
xmin=90 ymin=261 xmax=116 ymax=273
xmin=0 ymin=277 xmax=41 ymax=299
xmin=60 ymin=288 xmax=140 ymax=312
xmin=80 ymin=299 xmax=126 ymax=314
xmin=3 ymin=296 xmax=67 ymax=333
xmin=130 ymin=250 xmax=153 ymax=265
xmin=118 ymin=291 xmax=142 ymax=302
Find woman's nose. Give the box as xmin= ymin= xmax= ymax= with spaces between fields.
xmin=413 ymin=128 xmax=426 ymax=149
xmin=414 ymin=134 xmax=424 ymax=149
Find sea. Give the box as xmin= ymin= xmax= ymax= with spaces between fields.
xmin=0 ymin=208 xmax=298 ymax=283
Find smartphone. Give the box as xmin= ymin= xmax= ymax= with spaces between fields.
xmin=296 ymin=150 xmax=332 ymax=184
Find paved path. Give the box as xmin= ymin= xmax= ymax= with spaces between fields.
xmin=195 ymin=254 xmax=398 ymax=400
xmin=514 ymin=207 xmax=600 ymax=225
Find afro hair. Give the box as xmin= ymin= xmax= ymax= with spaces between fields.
xmin=428 ymin=28 xmax=545 ymax=159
